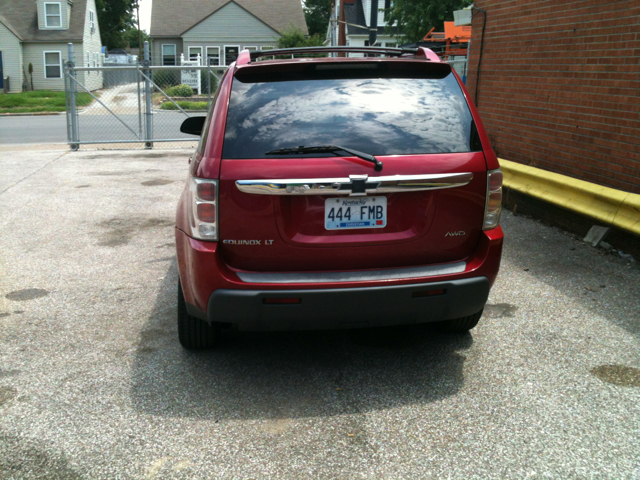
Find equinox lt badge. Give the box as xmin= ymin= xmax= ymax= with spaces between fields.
xmin=223 ymin=240 xmax=274 ymax=245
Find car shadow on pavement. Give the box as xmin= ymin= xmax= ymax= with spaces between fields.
xmin=129 ymin=259 xmax=474 ymax=421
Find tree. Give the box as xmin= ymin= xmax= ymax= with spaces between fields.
xmin=123 ymin=27 xmax=149 ymax=49
xmin=384 ymin=0 xmax=472 ymax=44
xmin=277 ymin=27 xmax=325 ymax=49
xmin=96 ymin=0 xmax=137 ymax=50
xmin=303 ymin=0 xmax=331 ymax=37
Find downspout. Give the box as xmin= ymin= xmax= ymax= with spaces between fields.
xmin=473 ymin=6 xmax=487 ymax=106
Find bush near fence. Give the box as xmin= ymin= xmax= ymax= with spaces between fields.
xmin=152 ymin=70 xmax=181 ymax=90
xmin=151 ymin=70 xmax=219 ymax=95
xmin=166 ymin=84 xmax=194 ymax=97
xmin=200 ymin=70 xmax=218 ymax=92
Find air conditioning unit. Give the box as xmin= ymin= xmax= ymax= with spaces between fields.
xmin=454 ymin=8 xmax=473 ymax=26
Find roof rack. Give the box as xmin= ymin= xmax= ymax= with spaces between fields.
xmin=248 ymin=46 xmax=421 ymax=61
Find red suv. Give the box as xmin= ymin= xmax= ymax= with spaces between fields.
xmin=175 ymin=47 xmax=503 ymax=349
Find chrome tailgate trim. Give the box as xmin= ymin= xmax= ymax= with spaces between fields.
xmin=236 ymin=173 xmax=474 ymax=196
xmin=237 ymin=262 xmax=466 ymax=284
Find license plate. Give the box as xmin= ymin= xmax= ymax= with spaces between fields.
xmin=325 ymin=197 xmax=387 ymax=230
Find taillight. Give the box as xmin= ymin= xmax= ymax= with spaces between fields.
xmin=483 ymin=169 xmax=502 ymax=230
xmin=189 ymin=177 xmax=218 ymax=241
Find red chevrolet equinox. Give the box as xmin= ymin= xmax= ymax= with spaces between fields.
xmin=175 ymin=47 xmax=503 ymax=349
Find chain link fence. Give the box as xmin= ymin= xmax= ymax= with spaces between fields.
xmin=446 ymin=57 xmax=468 ymax=84
xmin=64 ymin=42 xmax=226 ymax=150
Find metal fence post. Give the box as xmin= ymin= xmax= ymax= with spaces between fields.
xmin=67 ymin=43 xmax=79 ymax=150
xmin=143 ymin=41 xmax=153 ymax=149
xmin=207 ymin=61 xmax=212 ymax=104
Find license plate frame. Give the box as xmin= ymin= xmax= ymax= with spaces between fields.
xmin=325 ymin=196 xmax=387 ymax=230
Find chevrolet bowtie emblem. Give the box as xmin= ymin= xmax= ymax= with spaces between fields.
xmin=337 ymin=175 xmax=381 ymax=196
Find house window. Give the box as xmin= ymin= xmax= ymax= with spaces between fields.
xmin=44 ymin=2 xmax=62 ymax=28
xmin=206 ymin=47 xmax=220 ymax=66
xmin=188 ymin=46 xmax=202 ymax=62
xmin=89 ymin=10 xmax=95 ymax=33
xmin=44 ymin=51 xmax=62 ymax=78
xmin=224 ymin=46 xmax=240 ymax=66
xmin=162 ymin=44 xmax=176 ymax=66
xmin=386 ymin=43 xmax=397 ymax=48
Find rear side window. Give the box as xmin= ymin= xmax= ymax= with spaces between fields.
xmin=223 ymin=71 xmax=476 ymax=158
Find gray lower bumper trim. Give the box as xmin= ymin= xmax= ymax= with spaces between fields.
xmin=207 ymin=276 xmax=489 ymax=331
xmin=237 ymin=261 xmax=466 ymax=284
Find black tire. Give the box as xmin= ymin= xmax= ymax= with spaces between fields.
xmin=437 ymin=309 xmax=483 ymax=333
xmin=177 ymin=281 xmax=219 ymax=349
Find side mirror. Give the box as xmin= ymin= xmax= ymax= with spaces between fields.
xmin=180 ymin=116 xmax=206 ymax=136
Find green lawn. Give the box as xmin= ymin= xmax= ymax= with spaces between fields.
xmin=0 ymin=90 xmax=93 ymax=114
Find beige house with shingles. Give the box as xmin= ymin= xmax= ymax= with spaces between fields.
xmin=0 ymin=0 xmax=102 ymax=93
xmin=150 ymin=0 xmax=307 ymax=67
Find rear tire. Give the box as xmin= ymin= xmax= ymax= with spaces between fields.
xmin=177 ymin=281 xmax=219 ymax=349
xmin=437 ymin=309 xmax=483 ymax=333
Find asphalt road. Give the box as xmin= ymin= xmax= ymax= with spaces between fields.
xmin=1 ymin=148 xmax=639 ymax=479
xmin=0 ymin=112 xmax=195 ymax=145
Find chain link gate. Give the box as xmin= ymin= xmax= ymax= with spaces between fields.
xmin=64 ymin=42 xmax=226 ymax=150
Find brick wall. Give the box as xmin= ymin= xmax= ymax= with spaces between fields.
xmin=466 ymin=0 xmax=640 ymax=194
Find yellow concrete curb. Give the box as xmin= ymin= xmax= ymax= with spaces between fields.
xmin=499 ymin=159 xmax=640 ymax=236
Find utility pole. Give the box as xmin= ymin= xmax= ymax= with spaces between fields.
xmin=136 ymin=1 xmax=142 ymax=54
xmin=338 ymin=0 xmax=346 ymax=57
xmin=338 ymin=0 xmax=346 ymax=45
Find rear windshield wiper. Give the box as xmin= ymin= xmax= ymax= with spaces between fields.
xmin=266 ymin=145 xmax=383 ymax=171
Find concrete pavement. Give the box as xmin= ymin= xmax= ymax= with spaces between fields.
xmin=0 ymin=147 xmax=639 ymax=479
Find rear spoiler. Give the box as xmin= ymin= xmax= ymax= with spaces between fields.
xmin=237 ymin=47 xmax=442 ymax=65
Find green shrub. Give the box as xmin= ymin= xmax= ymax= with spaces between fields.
xmin=166 ymin=83 xmax=194 ymax=97
xmin=200 ymin=70 xmax=219 ymax=95
xmin=152 ymin=70 xmax=180 ymax=90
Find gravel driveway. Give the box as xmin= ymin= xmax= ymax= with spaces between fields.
xmin=1 ymin=148 xmax=639 ymax=479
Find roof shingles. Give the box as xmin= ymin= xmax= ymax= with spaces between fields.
xmin=0 ymin=0 xmax=87 ymax=42
xmin=150 ymin=0 xmax=307 ymax=37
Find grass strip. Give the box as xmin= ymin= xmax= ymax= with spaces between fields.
xmin=160 ymin=101 xmax=208 ymax=111
xmin=0 ymin=90 xmax=93 ymax=114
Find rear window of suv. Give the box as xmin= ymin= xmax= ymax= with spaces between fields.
xmin=223 ymin=66 xmax=476 ymax=159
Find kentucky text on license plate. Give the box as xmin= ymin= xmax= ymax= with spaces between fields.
xmin=325 ymin=197 xmax=387 ymax=230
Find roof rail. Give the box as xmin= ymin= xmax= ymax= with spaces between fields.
xmin=248 ymin=46 xmax=420 ymax=61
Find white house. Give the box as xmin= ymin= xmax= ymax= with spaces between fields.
xmin=0 ymin=0 xmax=102 ymax=93
xmin=149 ymin=0 xmax=308 ymax=67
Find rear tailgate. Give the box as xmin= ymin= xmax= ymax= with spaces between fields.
xmin=219 ymin=152 xmax=486 ymax=272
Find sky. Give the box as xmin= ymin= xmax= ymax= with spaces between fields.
xmin=138 ymin=0 xmax=152 ymax=32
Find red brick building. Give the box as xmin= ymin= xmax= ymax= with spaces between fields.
xmin=466 ymin=0 xmax=640 ymax=195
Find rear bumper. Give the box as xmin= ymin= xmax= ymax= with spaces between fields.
xmin=176 ymin=226 xmax=503 ymax=331
xmin=203 ymin=277 xmax=489 ymax=331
